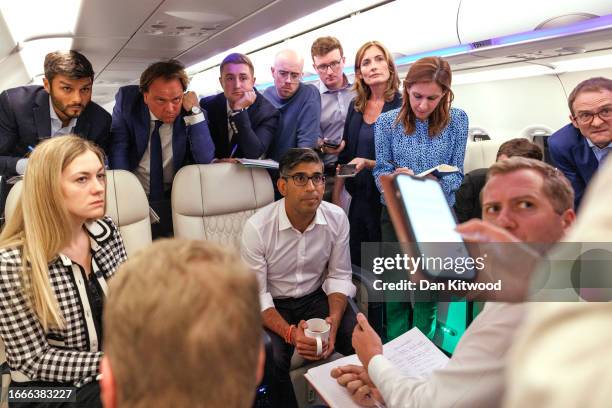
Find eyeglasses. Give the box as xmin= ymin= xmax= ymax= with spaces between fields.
xmin=574 ymin=106 xmax=612 ymax=125
xmin=282 ymin=172 xmax=326 ymax=186
xmin=276 ymin=70 xmax=302 ymax=82
xmin=315 ymin=60 xmax=342 ymax=73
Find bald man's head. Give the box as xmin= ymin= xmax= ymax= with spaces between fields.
xmin=271 ymin=49 xmax=304 ymax=99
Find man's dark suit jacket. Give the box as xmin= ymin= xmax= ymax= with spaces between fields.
xmin=200 ymin=89 xmax=279 ymax=159
xmin=109 ymin=85 xmax=215 ymax=172
xmin=453 ymin=167 xmax=488 ymax=223
xmin=0 ymin=85 xmax=111 ymax=175
xmin=338 ymin=93 xmax=402 ymax=203
xmin=549 ymin=123 xmax=599 ymax=210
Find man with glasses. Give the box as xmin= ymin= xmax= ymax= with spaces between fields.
xmin=263 ymin=50 xmax=321 ymax=162
xmin=549 ymin=76 xmax=612 ymax=209
xmin=241 ymin=148 xmax=356 ymax=407
xmin=311 ymin=36 xmax=355 ymax=201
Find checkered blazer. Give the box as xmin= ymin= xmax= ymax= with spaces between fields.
xmin=0 ymin=216 xmax=127 ymax=386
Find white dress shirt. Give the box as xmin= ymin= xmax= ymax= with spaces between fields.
xmin=503 ymin=157 xmax=612 ymax=408
xmin=135 ymin=110 xmax=203 ymax=194
xmin=49 ymin=95 xmax=78 ymax=137
xmin=368 ymin=302 xmax=527 ymax=408
xmin=241 ymin=199 xmax=356 ymax=311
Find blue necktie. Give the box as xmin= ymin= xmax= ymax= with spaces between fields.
xmin=149 ymin=120 xmax=164 ymax=201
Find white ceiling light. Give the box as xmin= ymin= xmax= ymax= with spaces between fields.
xmin=1 ymin=0 xmax=82 ymax=79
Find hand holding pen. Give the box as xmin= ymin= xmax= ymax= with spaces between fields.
xmin=330 ymin=307 xmax=386 ymax=407
xmin=388 ymin=159 xmax=414 ymax=176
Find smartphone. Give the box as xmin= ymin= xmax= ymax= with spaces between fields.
xmin=323 ymin=140 xmax=341 ymax=149
xmin=337 ymin=164 xmax=357 ymax=178
xmin=393 ymin=174 xmax=476 ymax=280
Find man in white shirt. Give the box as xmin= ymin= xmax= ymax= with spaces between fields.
xmin=333 ymin=157 xmax=576 ymax=407
xmin=241 ymin=148 xmax=356 ymax=407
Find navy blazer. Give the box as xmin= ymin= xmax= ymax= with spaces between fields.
xmin=200 ymin=89 xmax=279 ymax=159
xmin=338 ymin=93 xmax=402 ymax=200
xmin=0 ymin=85 xmax=111 ymax=175
xmin=549 ymin=123 xmax=599 ymax=210
xmin=109 ymin=85 xmax=215 ymax=172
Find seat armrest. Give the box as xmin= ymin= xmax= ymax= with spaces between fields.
xmin=351 ymin=264 xmax=385 ymax=337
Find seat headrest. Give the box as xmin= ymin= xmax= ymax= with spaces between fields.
xmin=172 ymin=163 xmax=274 ymax=217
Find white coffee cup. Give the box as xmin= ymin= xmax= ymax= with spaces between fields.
xmin=304 ymin=318 xmax=330 ymax=357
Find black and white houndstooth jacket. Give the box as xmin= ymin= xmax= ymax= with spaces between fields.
xmin=0 ymin=216 xmax=127 ymax=387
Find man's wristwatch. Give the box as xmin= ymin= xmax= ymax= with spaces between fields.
xmin=190 ymin=105 xmax=202 ymax=115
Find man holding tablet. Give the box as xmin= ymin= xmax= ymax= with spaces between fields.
xmin=333 ymin=157 xmax=576 ymax=407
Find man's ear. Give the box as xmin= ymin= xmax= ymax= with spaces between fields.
xmin=100 ymin=356 xmax=117 ymax=408
xmin=277 ymin=176 xmax=287 ymax=197
xmin=256 ymin=342 xmax=266 ymax=385
xmin=569 ymin=113 xmax=579 ymax=128
xmin=43 ymin=78 xmax=51 ymax=93
xmin=561 ymin=208 xmax=577 ymax=231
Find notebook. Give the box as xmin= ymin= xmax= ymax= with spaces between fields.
xmin=416 ymin=164 xmax=459 ymax=178
xmin=304 ymin=327 xmax=449 ymax=407
xmin=236 ymin=158 xmax=279 ymax=169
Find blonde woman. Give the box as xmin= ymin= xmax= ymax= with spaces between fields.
xmin=0 ymin=135 xmax=127 ymax=407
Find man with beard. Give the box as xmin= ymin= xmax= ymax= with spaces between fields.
xmin=0 ymin=50 xmax=111 ymax=175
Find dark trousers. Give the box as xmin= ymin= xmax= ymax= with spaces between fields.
xmin=9 ymin=380 xmax=101 ymax=408
xmin=150 ymin=191 xmax=173 ymax=239
xmin=264 ymin=288 xmax=357 ymax=408
xmin=348 ymin=197 xmax=382 ymax=267
xmin=381 ymin=206 xmax=437 ymax=341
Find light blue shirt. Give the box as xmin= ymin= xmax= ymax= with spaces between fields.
xmin=318 ymin=76 xmax=355 ymax=166
xmin=585 ymin=138 xmax=612 ymax=163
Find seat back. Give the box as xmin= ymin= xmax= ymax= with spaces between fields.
xmin=463 ymin=139 xmax=508 ymax=173
xmin=171 ymin=163 xmax=274 ymax=248
xmin=104 ymin=170 xmax=152 ymax=256
xmin=4 ymin=170 xmax=151 ymax=257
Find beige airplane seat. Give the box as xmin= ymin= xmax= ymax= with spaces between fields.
xmin=4 ymin=170 xmax=151 ymax=257
xmin=464 ymin=139 xmax=508 ymax=173
xmin=520 ymin=124 xmax=554 ymax=163
xmin=171 ymin=163 xmax=274 ymax=247
xmin=468 ymin=126 xmax=491 ymax=142
xmin=104 ymin=170 xmax=152 ymax=256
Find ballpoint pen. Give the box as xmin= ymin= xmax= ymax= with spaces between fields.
xmin=388 ymin=159 xmax=399 ymax=169
xmin=229 ymin=144 xmax=238 ymax=158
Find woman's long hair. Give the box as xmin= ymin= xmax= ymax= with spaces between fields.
xmin=396 ymin=56 xmax=454 ymax=136
xmin=0 ymin=135 xmax=105 ymax=331
xmin=352 ymin=41 xmax=400 ymax=114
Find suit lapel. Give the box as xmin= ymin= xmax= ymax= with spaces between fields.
xmin=33 ymin=91 xmax=52 ymax=140
xmin=573 ymin=138 xmax=599 ymax=183
xmin=74 ymin=113 xmax=91 ymax=138
xmin=135 ymin=98 xmax=151 ymax=161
